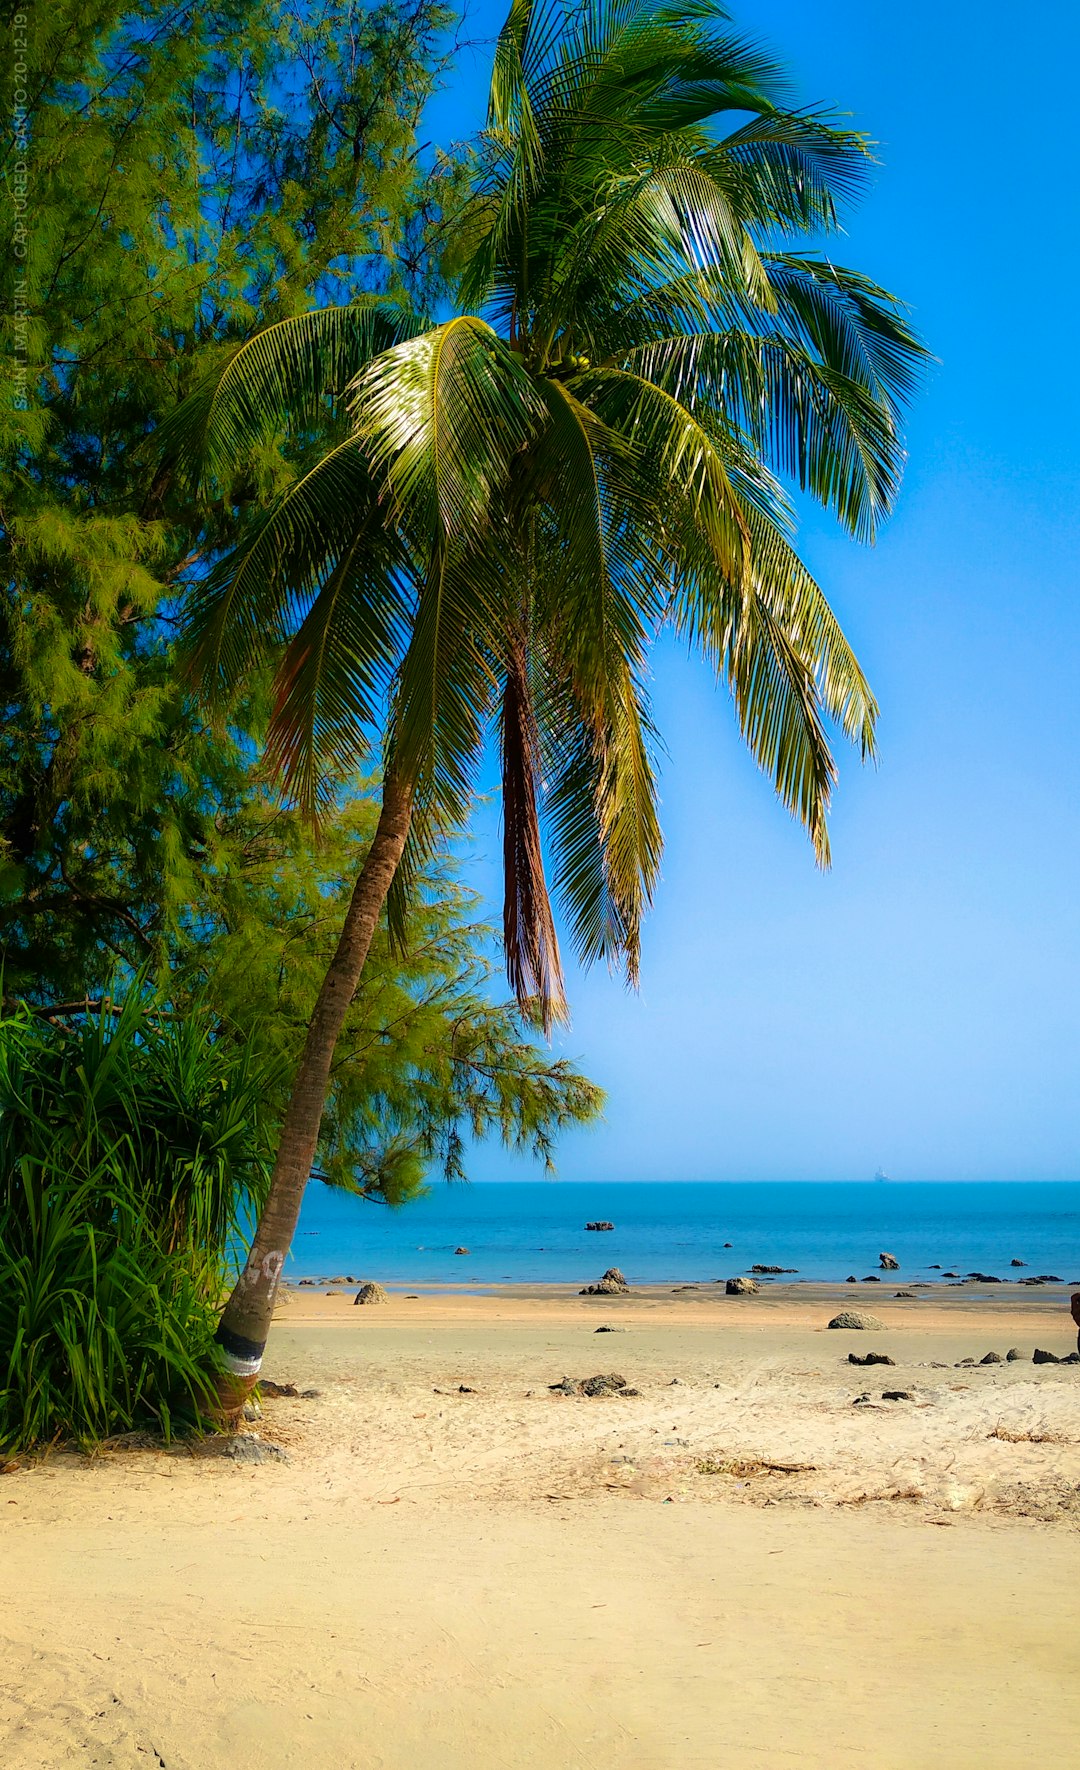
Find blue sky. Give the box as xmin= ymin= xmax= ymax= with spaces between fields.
xmin=426 ymin=0 xmax=1080 ymax=1182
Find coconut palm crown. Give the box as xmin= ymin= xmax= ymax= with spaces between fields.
xmin=162 ymin=0 xmax=927 ymax=1036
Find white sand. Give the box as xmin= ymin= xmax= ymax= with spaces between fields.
xmin=2 ymin=1286 xmax=1078 ymax=1768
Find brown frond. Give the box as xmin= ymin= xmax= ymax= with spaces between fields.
xmin=500 ymin=637 xmax=567 ymax=1033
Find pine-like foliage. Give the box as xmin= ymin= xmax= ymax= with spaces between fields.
xmin=0 ymin=0 xmax=459 ymax=1002
xmin=0 ymin=0 xmax=600 ymax=1194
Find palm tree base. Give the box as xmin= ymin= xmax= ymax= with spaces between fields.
xmin=210 ymin=1367 xmax=259 ymax=1430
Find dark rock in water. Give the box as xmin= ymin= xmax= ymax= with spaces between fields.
xmin=595 ymin=1325 xmax=627 ymax=1333
xmin=225 ymin=1436 xmax=289 ymax=1464
xmin=980 ymin=1352 xmax=1003 ymax=1364
xmin=828 ymin=1310 xmax=886 ymax=1330
xmin=882 ymin=1390 xmax=915 ymax=1402
xmin=723 ymin=1241 xmax=733 ymax=1248
xmin=847 ymin=1352 xmax=895 ymax=1367
xmin=298 ymin=1278 xmax=315 ymax=1286
xmin=751 ymin=1264 xmax=797 ymax=1275
xmin=601 ymin=1267 xmax=627 ymax=1286
xmin=585 ymin=1221 xmax=615 ymax=1231
xmin=1032 ymin=1349 xmax=1061 ymax=1364
xmin=354 ymin=1281 xmax=388 ymax=1305
xmin=726 ymin=1276 xmax=758 ymax=1295
xmin=861 ymin=1276 xmax=881 ymax=1283
xmin=879 ymin=1252 xmax=900 ymax=1270
xmin=1020 ymin=1274 xmax=1063 ymax=1286
xmin=845 ymin=1275 xmax=859 ymax=1284
xmin=579 ymin=1274 xmax=629 ymax=1295
xmin=894 ymin=1291 xmax=918 ymax=1299
xmin=454 ymin=1246 xmax=470 ymax=1255
xmin=1011 ymin=1259 xmax=1026 ymax=1267
xmin=966 ymin=1272 xmax=1003 ymax=1284
xmin=259 ymin=1380 xmax=299 ymax=1398
xmin=928 ymin=1264 xmax=942 ymax=1270
xmin=1005 ymin=1348 xmax=1023 ymax=1362
xmin=941 ymin=1271 xmax=959 ymax=1278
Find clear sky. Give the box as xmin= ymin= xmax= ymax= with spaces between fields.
xmin=426 ymin=0 xmax=1080 ymax=1183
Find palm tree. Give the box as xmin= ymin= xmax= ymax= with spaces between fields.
xmin=159 ymin=0 xmax=926 ymax=1405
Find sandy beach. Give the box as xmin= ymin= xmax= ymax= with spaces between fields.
xmin=3 ymin=1283 xmax=1078 ymax=1769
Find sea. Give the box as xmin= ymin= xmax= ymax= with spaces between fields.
xmin=287 ymin=1180 xmax=1080 ymax=1288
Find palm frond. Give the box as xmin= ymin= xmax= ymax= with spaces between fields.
xmin=346 ymin=316 xmax=549 ymax=543
xmin=181 ymin=440 xmax=414 ymax=807
xmin=154 ymin=300 xmax=416 ymax=494
xmin=536 ymin=639 xmax=663 ymax=981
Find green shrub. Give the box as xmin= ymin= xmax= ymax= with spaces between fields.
xmin=0 ymin=988 xmax=278 ymax=1452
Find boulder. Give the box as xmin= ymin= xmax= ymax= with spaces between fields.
xmin=847 ymin=1352 xmax=895 ymax=1367
xmin=224 ymin=1436 xmax=289 ymax=1464
xmin=879 ymin=1252 xmax=900 ymax=1270
xmin=751 ymin=1264 xmax=797 ymax=1275
xmin=726 ymin=1276 xmax=758 ymax=1295
xmin=595 ymin=1325 xmax=627 ymax=1333
xmin=1032 ymin=1348 xmax=1061 ymax=1364
xmin=861 ymin=1275 xmax=881 ymax=1283
xmin=579 ymin=1275 xmax=628 ymax=1295
xmin=1005 ymin=1348 xmax=1023 ymax=1361
xmin=601 ymin=1267 xmax=628 ymax=1287
xmin=353 ymin=1281 xmax=388 ymax=1305
xmin=548 ymin=1373 xmax=630 ymax=1397
xmin=1010 ymin=1259 xmax=1026 ymax=1267
xmin=454 ymin=1246 xmax=470 ymax=1255
xmin=894 ymin=1290 xmax=918 ymax=1299
xmin=966 ymin=1272 xmax=1003 ymax=1284
xmin=584 ymin=1221 xmax=615 ymax=1231
xmin=827 ymin=1310 xmax=886 ymax=1331
xmin=979 ymin=1351 xmax=1003 ymax=1364
xmin=882 ymin=1390 xmax=915 ymax=1402
xmin=845 ymin=1275 xmax=859 ymax=1284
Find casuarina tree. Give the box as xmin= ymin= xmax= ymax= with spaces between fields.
xmin=159 ymin=0 xmax=928 ymax=1403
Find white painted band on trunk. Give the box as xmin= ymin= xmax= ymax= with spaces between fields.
xmin=220 ymin=1349 xmax=262 ymax=1377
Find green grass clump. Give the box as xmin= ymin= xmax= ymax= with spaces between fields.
xmin=0 ymin=987 xmax=276 ymax=1453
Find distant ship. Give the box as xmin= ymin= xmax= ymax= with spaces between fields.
xmin=874 ymin=1168 xmax=891 ymax=1183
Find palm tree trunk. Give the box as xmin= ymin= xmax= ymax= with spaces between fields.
xmin=213 ymin=770 xmax=412 ymax=1419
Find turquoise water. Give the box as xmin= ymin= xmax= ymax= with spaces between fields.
xmin=288 ymin=1181 xmax=1080 ymax=1287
